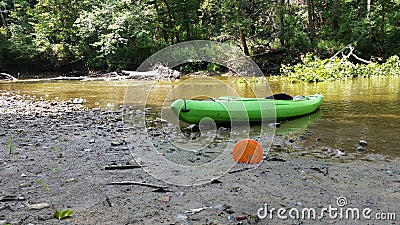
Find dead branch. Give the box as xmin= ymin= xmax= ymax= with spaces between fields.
xmin=104 ymin=165 xmax=142 ymax=170
xmin=0 ymin=73 xmax=18 ymax=81
xmin=106 ymin=181 xmax=168 ymax=189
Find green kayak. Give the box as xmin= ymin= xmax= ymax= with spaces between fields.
xmin=170 ymin=94 xmax=324 ymax=124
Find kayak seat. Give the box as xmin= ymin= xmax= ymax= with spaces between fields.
xmin=265 ymin=93 xmax=293 ymax=100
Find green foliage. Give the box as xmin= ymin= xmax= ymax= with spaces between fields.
xmin=177 ymin=61 xmax=226 ymax=74
xmin=54 ymin=209 xmax=74 ymax=220
xmin=74 ymin=0 xmax=154 ymax=70
xmin=0 ymin=0 xmax=400 ymax=72
xmin=281 ymin=53 xmax=400 ymax=82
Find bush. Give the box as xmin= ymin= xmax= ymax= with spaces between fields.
xmin=281 ymin=53 xmax=400 ymax=82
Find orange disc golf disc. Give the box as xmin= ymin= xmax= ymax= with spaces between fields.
xmin=233 ymin=139 xmax=263 ymax=164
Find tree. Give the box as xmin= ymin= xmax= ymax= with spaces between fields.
xmin=306 ymin=0 xmax=315 ymax=43
xmin=74 ymin=0 xmax=155 ymax=70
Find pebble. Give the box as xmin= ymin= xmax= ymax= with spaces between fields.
xmin=335 ymin=149 xmax=345 ymax=157
xmin=174 ymin=214 xmax=188 ymax=222
xmin=359 ymin=140 xmax=368 ymax=147
xmin=111 ymin=141 xmax=123 ymax=146
xmin=27 ymin=203 xmax=50 ymax=210
xmin=386 ymin=170 xmax=394 ymax=176
xmin=38 ymin=214 xmax=53 ymax=221
xmin=268 ymin=122 xmax=280 ymax=128
xmin=213 ymin=204 xmax=231 ymax=211
xmin=295 ymin=202 xmax=304 ymax=207
xmin=235 ymin=215 xmax=248 ymax=221
xmin=356 ymin=146 xmax=366 ymax=151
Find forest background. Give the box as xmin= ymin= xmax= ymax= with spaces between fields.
xmin=0 ymin=0 xmax=399 ymax=76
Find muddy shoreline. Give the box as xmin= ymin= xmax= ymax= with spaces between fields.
xmin=0 ymin=92 xmax=398 ymax=225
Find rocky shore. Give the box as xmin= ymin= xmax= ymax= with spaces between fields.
xmin=0 ymin=91 xmax=398 ymax=225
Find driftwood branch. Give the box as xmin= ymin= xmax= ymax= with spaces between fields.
xmin=0 ymin=73 xmax=18 ymax=81
xmin=106 ymin=181 xmax=168 ymax=189
xmin=0 ymin=64 xmax=180 ymax=82
xmin=331 ymin=31 xmax=373 ymax=64
xmin=334 ymin=45 xmax=373 ymax=64
xmin=104 ymin=165 xmax=142 ymax=170
xmin=351 ymin=53 xmax=373 ymax=64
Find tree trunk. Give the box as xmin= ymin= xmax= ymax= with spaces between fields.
xmin=161 ymin=0 xmax=176 ymax=44
xmin=279 ymin=0 xmax=286 ymax=46
xmin=380 ymin=0 xmax=385 ymax=42
xmin=332 ymin=0 xmax=339 ymax=30
xmin=367 ymin=0 xmax=372 ymax=16
xmin=182 ymin=0 xmax=191 ymax=41
xmin=153 ymin=0 xmax=169 ymax=44
xmin=307 ymin=0 xmax=315 ymax=43
xmin=239 ymin=29 xmax=250 ymax=56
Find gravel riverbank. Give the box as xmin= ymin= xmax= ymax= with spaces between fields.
xmin=0 ymin=91 xmax=398 ymax=225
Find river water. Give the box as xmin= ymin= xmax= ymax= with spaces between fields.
xmin=1 ymin=76 xmax=399 ymax=159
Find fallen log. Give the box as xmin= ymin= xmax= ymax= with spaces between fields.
xmin=51 ymin=76 xmax=86 ymax=81
xmin=121 ymin=70 xmax=159 ymax=79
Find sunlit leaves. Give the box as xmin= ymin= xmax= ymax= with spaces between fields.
xmin=54 ymin=209 xmax=74 ymax=220
xmin=281 ymin=53 xmax=400 ymax=82
xmin=74 ymin=0 xmax=154 ymax=69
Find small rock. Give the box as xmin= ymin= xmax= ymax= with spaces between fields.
xmin=38 ymin=214 xmax=53 ymax=221
xmin=268 ymin=122 xmax=280 ymax=128
xmin=356 ymin=146 xmax=366 ymax=151
xmin=89 ymin=139 xmax=95 ymax=143
xmin=186 ymin=124 xmax=197 ymax=130
xmin=28 ymin=203 xmax=50 ymax=210
xmin=386 ymin=170 xmax=394 ymax=176
xmin=335 ymin=149 xmax=345 ymax=157
xmin=158 ymin=195 xmax=171 ymax=203
xmin=359 ymin=140 xmax=368 ymax=147
xmin=72 ymin=98 xmax=85 ymax=104
xmin=315 ymin=137 xmax=321 ymax=142
xmin=111 ymin=141 xmax=123 ymax=146
xmin=217 ymin=127 xmax=229 ymax=132
xmin=214 ymin=204 xmax=231 ymax=211
xmin=295 ymin=202 xmax=304 ymax=207
xmin=174 ymin=214 xmax=188 ymax=222
xmin=235 ymin=215 xmax=248 ymax=221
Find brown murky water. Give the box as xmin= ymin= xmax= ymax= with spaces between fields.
xmin=1 ymin=76 xmax=399 ymax=158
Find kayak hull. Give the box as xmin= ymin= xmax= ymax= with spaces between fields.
xmin=171 ymin=94 xmax=324 ymax=124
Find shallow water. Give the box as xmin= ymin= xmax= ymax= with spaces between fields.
xmin=1 ymin=76 xmax=399 ymax=158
